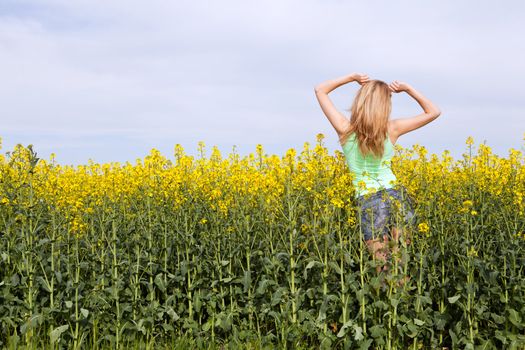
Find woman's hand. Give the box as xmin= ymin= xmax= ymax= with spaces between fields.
xmin=314 ymin=72 xmax=370 ymax=95
xmin=352 ymin=73 xmax=370 ymax=86
xmin=388 ymin=80 xmax=412 ymax=93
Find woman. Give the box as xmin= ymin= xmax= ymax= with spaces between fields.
xmin=314 ymin=72 xmax=441 ymax=280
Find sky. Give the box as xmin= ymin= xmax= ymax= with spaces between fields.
xmin=0 ymin=0 xmax=524 ymax=166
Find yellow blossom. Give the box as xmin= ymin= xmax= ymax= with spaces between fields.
xmin=467 ymin=246 xmax=478 ymax=257
xmin=330 ymin=198 xmax=344 ymax=208
xmin=418 ymin=222 xmax=430 ymax=234
xmin=463 ymin=200 xmax=474 ymax=207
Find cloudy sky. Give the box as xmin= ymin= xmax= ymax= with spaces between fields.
xmin=0 ymin=0 xmax=524 ymax=166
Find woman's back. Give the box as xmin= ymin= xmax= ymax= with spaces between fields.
xmin=342 ymin=131 xmax=397 ymax=198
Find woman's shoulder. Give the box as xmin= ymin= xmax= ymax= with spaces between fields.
xmin=339 ymin=130 xmax=356 ymax=148
xmin=387 ymin=121 xmax=398 ymax=145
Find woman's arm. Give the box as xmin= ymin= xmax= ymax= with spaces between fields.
xmin=406 ymin=86 xmax=441 ymax=116
xmin=314 ymin=73 xmax=369 ymax=135
xmin=389 ymin=81 xmax=440 ymax=116
xmin=314 ymin=72 xmax=367 ymax=94
xmin=389 ymin=81 xmax=441 ymax=137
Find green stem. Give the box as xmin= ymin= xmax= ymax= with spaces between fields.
xmin=112 ymin=220 xmax=120 ymax=350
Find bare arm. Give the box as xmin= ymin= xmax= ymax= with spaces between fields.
xmin=314 ymin=73 xmax=369 ymax=135
xmin=314 ymin=73 xmax=362 ymax=94
xmin=405 ymin=85 xmax=441 ymax=116
xmin=389 ymin=81 xmax=441 ymax=137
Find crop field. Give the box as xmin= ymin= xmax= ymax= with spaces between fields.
xmin=0 ymin=134 xmax=524 ymax=349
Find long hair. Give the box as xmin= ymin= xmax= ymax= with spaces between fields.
xmin=338 ymin=79 xmax=392 ymax=158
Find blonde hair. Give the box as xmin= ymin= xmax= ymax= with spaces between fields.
xmin=339 ymin=79 xmax=392 ymax=158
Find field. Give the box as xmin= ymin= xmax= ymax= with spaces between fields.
xmin=0 ymin=134 xmax=524 ymax=349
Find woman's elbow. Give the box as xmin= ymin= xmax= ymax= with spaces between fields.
xmin=431 ymin=106 xmax=441 ymax=118
xmin=314 ymin=85 xmax=325 ymax=94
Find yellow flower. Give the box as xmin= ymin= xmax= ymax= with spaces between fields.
xmin=357 ymin=180 xmax=367 ymax=192
xmin=418 ymin=222 xmax=430 ymax=234
xmin=347 ymin=216 xmax=356 ymax=227
xmin=466 ymin=136 xmax=474 ymax=146
xmin=459 ymin=200 xmax=475 ymax=214
xmin=200 ymin=218 xmax=208 ymax=225
xmin=330 ymin=198 xmax=344 ymax=208
xmin=470 ymin=210 xmax=478 ymax=216
xmin=463 ymin=200 xmax=474 ymax=207
xmin=467 ymin=246 xmax=478 ymax=257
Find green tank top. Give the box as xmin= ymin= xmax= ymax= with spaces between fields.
xmin=341 ymin=132 xmax=398 ymax=198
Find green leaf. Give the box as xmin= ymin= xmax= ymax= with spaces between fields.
xmin=320 ymin=334 xmax=332 ymax=350
xmin=508 ymin=309 xmax=523 ymax=329
xmin=419 ymin=295 xmax=432 ymax=305
xmin=358 ymin=339 xmax=373 ymax=350
xmin=193 ymin=291 xmax=202 ymax=313
xmin=371 ymin=300 xmax=388 ymax=311
xmin=406 ymin=322 xmax=418 ymax=337
xmin=491 ymin=312 xmax=505 ymax=324
xmin=11 ymin=274 xmax=19 ymax=287
xmin=328 ymin=261 xmax=342 ymax=275
xmin=336 ymin=321 xmax=353 ymax=338
xmin=50 ymin=325 xmax=69 ymax=344
xmin=242 ymin=270 xmax=251 ymax=293
xmin=303 ymin=260 xmax=322 ymax=279
xmin=222 ymin=312 xmax=233 ymax=331
xmin=370 ymin=324 xmax=387 ymax=339
xmin=256 ymin=279 xmax=275 ymax=295
xmin=166 ymin=308 xmax=180 ymax=321
xmin=65 ymin=301 xmax=73 ymax=308
xmin=80 ymin=308 xmax=89 ymax=319
xmin=449 ymin=329 xmax=458 ymax=344
xmin=162 ymin=323 xmax=174 ymax=332
xmin=154 ymin=274 xmax=166 ymax=293
xmin=37 ymin=276 xmax=51 ymax=293
xmin=448 ymin=295 xmax=461 ymax=304
xmin=414 ymin=318 xmax=425 ymax=326
xmin=271 ymin=289 xmax=284 ymax=307
xmin=202 ymin=320 xmax=212 ymax=332
xmin=353 ymin=324 xmax=364 ymax=341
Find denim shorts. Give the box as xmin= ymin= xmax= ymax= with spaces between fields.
xmin=355 ymin=186 xmax=417 ymax=241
